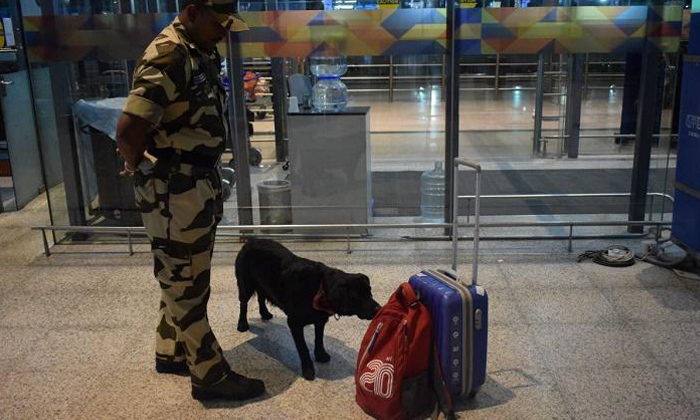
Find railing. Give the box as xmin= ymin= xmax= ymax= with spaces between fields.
xmin=460 ymin=192 xmax=675 ymax=225
xmin=243 ymin=55 xmax=627 ymax=107
xmin=32 ymin=190 xmax=674 ymax=257
xmin=536 ymin=131 xmax=679 ymax=158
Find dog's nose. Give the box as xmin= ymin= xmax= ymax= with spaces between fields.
xmin=358 ymin=302 xmax=381 ymax=320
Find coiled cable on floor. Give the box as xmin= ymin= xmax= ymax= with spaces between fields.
xmin=577 ymin=245 xmax=636 ymax=267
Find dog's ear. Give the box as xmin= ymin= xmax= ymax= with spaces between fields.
xmin=357 ymin=274 xmax=371 ymax=288
xmin=323 ymin=272 xmax=354 ymax=313
xmin=324 ymin=271 xmax=345 ymax=295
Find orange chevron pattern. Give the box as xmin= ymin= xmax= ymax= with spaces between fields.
xmin=23 ymin=6 xmax=681 ymax=62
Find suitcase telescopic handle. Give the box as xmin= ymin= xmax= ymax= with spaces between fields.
xmin=452 ymin=158 xmax=482 ymax=286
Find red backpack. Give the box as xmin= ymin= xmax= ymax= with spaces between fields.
xmin=355 ymin=283 xmax=453 ymax=420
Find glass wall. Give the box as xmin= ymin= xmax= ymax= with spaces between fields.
xmin=0 ymin=0 xmax=18 ymax=212
xmin=229 ymin=53 xmax=448 ymax=230
xmin=17 ymin=0 xmax=183 ymax=229
xmin=0 ymin=0 xmax=46 ymax=214
xmin=455 ymin=4 xmax=683 ymax=230
xmin=14 ymin=0 xmax=686 ymax=241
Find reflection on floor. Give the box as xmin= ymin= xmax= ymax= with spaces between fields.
xmin=250 ymin=89 xmax=675 ymax=171
xmin=255 ymin=88 xmax=629 ymax=133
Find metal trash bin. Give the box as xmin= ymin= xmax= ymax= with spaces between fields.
xmin=89 ymin=128 xmax=143 ymax=226
xmin=74 ymin=98 xmax=142 ymax=226
xmin=257 ymin=180 xmax=292 ymax=232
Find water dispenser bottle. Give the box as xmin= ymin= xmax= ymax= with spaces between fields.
xmin=421 ymin=161 xmax=446 ymax=223
xmin=310 ymin=56 xmax=348 ymax=112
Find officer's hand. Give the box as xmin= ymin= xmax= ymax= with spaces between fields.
xmin=116 ymin=148 xmax=136 ymax=178
xmin=120 ymin=162 xmax=136 ymax=178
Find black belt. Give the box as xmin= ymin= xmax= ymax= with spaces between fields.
xmin=149 ymin=148 xmax=219 ymax=169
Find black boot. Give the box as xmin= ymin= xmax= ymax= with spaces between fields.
xmin=155 ymin=358 xmax=189 ymax=376
xmin=191 ymin=371 xmax=266 ymax=401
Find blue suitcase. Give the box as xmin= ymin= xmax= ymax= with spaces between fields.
xmin=409 ymin=158 xmax=488 ymax=398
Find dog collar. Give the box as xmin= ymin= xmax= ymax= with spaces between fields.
xmin=312 ymin=286 xmax=336 ymax=316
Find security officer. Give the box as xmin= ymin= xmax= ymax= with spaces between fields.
xmin=116 ymin=0 xmax=265 ymax=401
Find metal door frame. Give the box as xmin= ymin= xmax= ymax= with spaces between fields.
xmin=2 ymin=0 xmax=54 ymax=225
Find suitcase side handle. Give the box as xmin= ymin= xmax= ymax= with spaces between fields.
xmin=452 ymin=158 xmax=482 ymax=286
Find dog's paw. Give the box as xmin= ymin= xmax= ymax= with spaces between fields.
xmin=315 ymin=350 xmax=331 ymax=363
xmin=302 ymin=366 xmax=316 ymax=381
xmin=260 ymin=312 xmax=273 ymax=321
xmin=237 ymin=321 xmax=249 ymax=332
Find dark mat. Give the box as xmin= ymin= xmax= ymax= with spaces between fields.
xmin=372 ymin=168 xmax=675 ymax=217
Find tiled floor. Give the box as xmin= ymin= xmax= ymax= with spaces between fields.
xmin=2 ymin=208 xmax=700 ymax=419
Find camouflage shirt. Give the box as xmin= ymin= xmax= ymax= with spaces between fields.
xmin=123 ymin=18 xmax=227 ymax=158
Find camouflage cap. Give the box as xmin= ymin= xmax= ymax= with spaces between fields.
xmin=200 ymin=0 xmax=249 ymax=32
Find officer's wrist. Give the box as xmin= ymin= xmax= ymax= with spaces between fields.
xmin=124 ymin=162 xmax=137 ymax=173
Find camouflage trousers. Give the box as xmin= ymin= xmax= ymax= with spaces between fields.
xmin=134 ymin=162 xmax=230 ymax=386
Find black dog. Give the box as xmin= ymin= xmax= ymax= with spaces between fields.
xmin=235 ymin=238 xmax=380 ymax=380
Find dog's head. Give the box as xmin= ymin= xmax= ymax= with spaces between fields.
xmin=324 ymin=272 xmax=380 ymax=320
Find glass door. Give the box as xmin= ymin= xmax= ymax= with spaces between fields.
xmin=0 ymin=0 xmax=44 ymax=211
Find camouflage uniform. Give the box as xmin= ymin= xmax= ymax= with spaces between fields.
xmin=123 ymin=17 xmax=230 ymax=387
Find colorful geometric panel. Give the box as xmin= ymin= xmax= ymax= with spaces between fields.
xmin=457 ymin=6 xmax=682 ymax=55
xmin=235 ymin=9 xmax=447 ymax=58
xmin=23 ymin=13 xmax=179 ymax=63
xmin=647 ymin=5 xmax=683 ymax=52
xmin=22 ymin=6 xmax=682 ymax=63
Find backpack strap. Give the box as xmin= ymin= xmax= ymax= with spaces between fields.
xmin=397 ymin=283 xmax=421 ymax=309
xmin=429 ymin=341 xmax=456 ymax=420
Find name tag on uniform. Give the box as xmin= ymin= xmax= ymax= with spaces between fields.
xmin=192 ymin=72 xmax=209 ymax=101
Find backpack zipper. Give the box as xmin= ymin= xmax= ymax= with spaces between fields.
xmin=397 ymin=319 xmax=408 ymax=371
xmin=359 ymin=322 xmax=383 ymax=368
xmin=403 ymin=319 xmax=409 ymax=348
